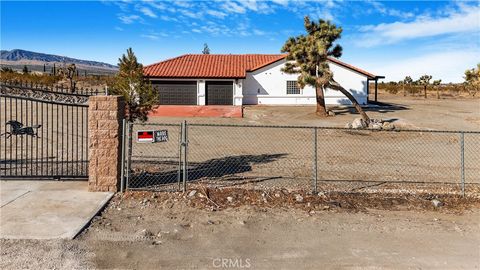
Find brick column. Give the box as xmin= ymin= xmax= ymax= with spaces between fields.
xmin=88 ymin=95 xmax=125 ymax=192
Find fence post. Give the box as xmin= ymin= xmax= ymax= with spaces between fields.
xmin=120 ymin=119 xmax=126 ymax=192
xmin=313 ymin=127 xmax=318 ymax=193
xmin=460 ymin=132 xmax=465 ymax=197
xmin=181 ymin=120 xmax=188 ymax=192
xmin=125 ymin=122 xmax=132 ymax=191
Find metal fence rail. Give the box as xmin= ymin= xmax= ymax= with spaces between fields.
xmin=123 ymin=122 xmax=480 ymax=195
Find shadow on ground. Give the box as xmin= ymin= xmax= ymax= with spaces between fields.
xmin=128 ymin=153 xmax=287 ymax=189
xmin=332 ymin=101 xmax=410 ymax=117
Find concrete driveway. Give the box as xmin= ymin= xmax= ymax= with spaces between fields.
xmin=0 ymin=181 xmax=113 ymax=239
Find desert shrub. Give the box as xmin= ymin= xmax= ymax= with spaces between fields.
xmin=0 ymin=71 xmax=61 ymax=85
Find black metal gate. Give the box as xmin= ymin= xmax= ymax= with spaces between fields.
xmin=0 ymin=81 xmax=94 ymax=180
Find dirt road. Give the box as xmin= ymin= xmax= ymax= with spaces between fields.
xmin=1 ymin=192 xmax=479 ymax=269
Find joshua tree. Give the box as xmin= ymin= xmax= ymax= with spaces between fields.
xmin=464 ymin=63 xmax=479 ymax=96
xmin=202 ymin=43 xmax=210 ymax=54
xmin=432 ymin=79 xmax=442 ymax=99
xmin=22 ymin=65 xmax=29 ymax=74
xmin=57 ymin=63 xmax=77 ymax=92
xmin=109 ymin=48 xmax=157 ymax=122
xmin=417 ymin=75 xmax=432 ymax=98
xmin=281 ymin=16 xmax=369 ymax=122
xmin=402 ymin=76 xmax=413 ymax=96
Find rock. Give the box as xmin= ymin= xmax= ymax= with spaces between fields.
xmin=369 ymin=122 xmax=382 ymax=130
xmin=351 ymin=118 xmax=367 ymax=129
xmin=345 ymin=122 xmax=353 ymax=129
xmin=227 ymin=196 xmax=234 ymax=203
xmin=327 ymin=110 xmax=336 ymax=116
xmin=136 ymin=229 xmax=153 ymax=238
xmin=274 ymin=193 xmax=281 ymax=198
xmin=152 ymin=240 xmax=162 ymax=245
xmin=295 ymin=194 xmax=304 ymax=203
xmin=198 ymin=193 xmax=205 ymax=198
xmin=382 ymin=122 xmax=395 ymax=131
xmin=151 ymin=194 xmax=157 ymax=199
xmin=117 ymin=207 xmax=122 ymax=211
xmin=317 ymin=192 xmax=326 ymax=198
xmin=188 ymin=190 xmax=197 ymax=197
xmin=431 ymin=199 xmax=443 ymax=208
xmin=309 ymin=210 xmax=315 ymax=215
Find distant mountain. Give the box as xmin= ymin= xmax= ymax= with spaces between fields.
xmin=0 ymin=49 xmax=118 ymax=75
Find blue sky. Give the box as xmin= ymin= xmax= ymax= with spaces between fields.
xmin=1 ymin=0 xmax=479 ymax=82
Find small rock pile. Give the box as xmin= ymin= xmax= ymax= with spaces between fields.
xmin=345 ymin=118 xmax=395 ymax=130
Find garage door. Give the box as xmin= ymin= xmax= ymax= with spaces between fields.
xmin=206 ymin=81 xmax=233 ymax=105
xmin=152 ymin=81 xmax=197 ymax=105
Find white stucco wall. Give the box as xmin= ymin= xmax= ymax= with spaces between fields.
xmin=243 ymin=59 xmax=369 ymax=105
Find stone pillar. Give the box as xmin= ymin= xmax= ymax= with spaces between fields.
xmin=88 ymin=95 xmax=125 ymax=192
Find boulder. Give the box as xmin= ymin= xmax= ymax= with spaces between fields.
xmin=382 ymin=122 xmax=395 ymax=131
xmin=431 ymin=199 xmax=443 ymax=208
xmin=351 ymin=118 xmax=367 ymax=129
xmin=188 ymin=190 xmax=197 ymax=197
xmin=369 ymin=122 xmax=383 ymax=130
xmin=345 ymin=122 xmax=353 ymax=129
xmin=295 ymin=194 xmax=304 ymax=203
xmin=227 ymin=196 xmax=234 ymax=203
xmin=327 ymin=110 xmax=336 ymax=116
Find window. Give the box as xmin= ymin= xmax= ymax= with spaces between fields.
xmin=286 ymin=81 xmax=301 ymax=95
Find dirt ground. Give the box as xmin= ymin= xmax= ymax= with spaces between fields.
xmin=129 ymin=94 xmax=480 ymax=192
xmin=1 ymin=190 xmax=479 ymax=269
xmin=147 ymin=94 xmax=480 ymax=131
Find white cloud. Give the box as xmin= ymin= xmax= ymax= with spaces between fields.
xmin=139 ymin=7 xmax=157 ymax=18
xmin=365 ymin=50 xmax=480 ymax=83
xmin=367 ymin=0 xmax=415 ymax=19
xmin=356 ymin=5 xmax=480 ymax=47
xmin=141 ymin=34 xmax=159 ymax=40
xmin=222 ymin=1 xmax=246 ymax=14
xmin=118 ymin=14 xmax=141 ymax=24
xmin=159 ymin=15 xmax=178 ymax=22
xmin=114 ymin=26 xmax=123 ymax=31
xmin=253 ymin=29 xmax=266 ymax=36
xmin=206 ymin=10 xmax=227 ymax=18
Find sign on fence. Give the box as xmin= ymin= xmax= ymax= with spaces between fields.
xmin=154 ymin=130 xmax=169 ymax=142
xmin=137 ymin=130 xmax=168 ymax=143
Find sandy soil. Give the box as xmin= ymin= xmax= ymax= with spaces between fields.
xmin=128 ymin=95 xmax=480 ymax=192
xmin=147 ymin=94 xmax=480 ymax=131
xmin=1 ymin=191 xmax=479 ymax=269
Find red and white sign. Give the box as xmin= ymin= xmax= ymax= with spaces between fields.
xmin=137 ymin=130 xmax=154 ymax=143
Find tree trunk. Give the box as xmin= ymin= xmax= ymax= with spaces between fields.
xmin=330 ymin=81 xmax=370 ymax=123
xmin=436 ymin=88 xmax=440 ymax=99
xmin=424 ymin=85 xmax=427 ymax=98
xmin=315 ymin=85 xmax=328 ymax=117
xmin=403 ymin=84 xmax=406 ymax=97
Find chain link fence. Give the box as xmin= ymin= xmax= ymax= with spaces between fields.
xmin=123 ymin=122 xmax=480 ymax=195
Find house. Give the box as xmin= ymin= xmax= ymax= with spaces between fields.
xmin=144 ymin=54 xmax=384 ymax=107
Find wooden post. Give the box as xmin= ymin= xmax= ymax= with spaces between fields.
xmin=374 ymin=79 xmax=378 ymax=102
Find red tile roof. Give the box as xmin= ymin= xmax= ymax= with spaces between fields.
xmin=144 ymin=54 xmax=379 ymax=79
